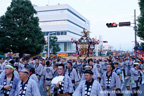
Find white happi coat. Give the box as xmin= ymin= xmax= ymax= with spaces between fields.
xmin=51 ymin=75 xmax=74 ymax=95
xmin=65 ymin=68 xmax=79 ymax=85
xmin=16 ymin=79 xmax=41 ymax=96
xmin=73 ymin=80 xmax=104 ymax=96
xmin=101 ymin=72 xmax=121 ymax=96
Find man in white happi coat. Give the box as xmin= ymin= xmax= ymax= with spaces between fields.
xmin=101 ymin=64 xmax=121 ymax=96
xmin=73 ymin=70 xmax=104 ymax=96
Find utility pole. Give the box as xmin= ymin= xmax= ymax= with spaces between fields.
xmin=99 ymin=35 xmax=103 ymax=56
xmin=134 ymin=9 xmax=137 ymax=62
xmin=47 ymin=32 xmax=56 ymax=58
xmin=48 ymin=33 xmax=50 ymax=58
xmin=106 ymin=10 xmax=138 ymax=61
xmin=95 ymin=36 xmax=98 ymax=57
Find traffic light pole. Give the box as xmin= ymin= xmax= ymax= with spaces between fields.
xmin=134 ymin=9 xmax=137 ymax=62
xmin=106 ymin=10 xmax=138 ymax=61
xmin=48 ymin=33 xmax=50 ymax=58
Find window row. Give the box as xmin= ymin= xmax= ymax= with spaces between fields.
xmin=40 ymin=20 xmax=84 ymax=32
xmin=43 ymin=31 xmax=67 ymax=36
xmin=37 ymin=9 xmax=87 ymax=25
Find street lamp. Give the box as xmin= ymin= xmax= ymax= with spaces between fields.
xmin=47 ymin=32 xmax=56 ymax=58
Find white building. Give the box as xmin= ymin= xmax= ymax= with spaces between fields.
xmin=101 ymin=45 xmax=113 ymax=55
xmin=34 ymin=4 xmax=90 ymax=55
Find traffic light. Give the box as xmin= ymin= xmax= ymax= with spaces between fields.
xmin=119 ymin=22 xmax=131 ymax=27
xmin=106 ymin=22 xmax=117 ymax=28
xmin=103 ymin=41 xmax=108 ymax=43
xmin=97 ymin=40 xmax=100 ymax=44
xmin=134 ymin=46 xmax=138 ymax=50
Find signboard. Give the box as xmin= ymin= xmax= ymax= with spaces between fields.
xmin=136 ymin=50 xmax=144 ymax=61
xmin=70 ymin=53 xmax=78 ymax=57
xmin=139 ymin=46 xmax=143 ymax=50
xmin=57 ymin=53 xmax=68 ymax=57
xmin=43 ymin=53 xmax=56 ymax=57
xmin=119 ymin=22 xmax=131 ymax=27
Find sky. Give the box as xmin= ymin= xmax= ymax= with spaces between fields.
xmin=0 ymin=0 xmax=141 ymax=51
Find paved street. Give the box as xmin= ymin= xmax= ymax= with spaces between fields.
xmin=122 ymin=77 xmax=144 ymax=96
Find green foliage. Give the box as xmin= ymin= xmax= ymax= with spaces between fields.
xmin=0 ymin=0 xmax=45 ymax=57
xmin=49 ymin=36 xmax=61 ymax=54
xmin=138 ymin=0 xmax=144 ymax=50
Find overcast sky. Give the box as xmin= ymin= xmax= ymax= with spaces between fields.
xmin=0 ymin=0 xmax=141 ymax=51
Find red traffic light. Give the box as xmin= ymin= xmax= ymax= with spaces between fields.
xmin=97 ymin=40 xmax=100 ymax=44
xmin=103 ymin=41 xmax=108 ymax=43
xmin=106 ymin=22 xmax=117 ymax=28
xmin=112 ymin=22 xmax=117 ymax=26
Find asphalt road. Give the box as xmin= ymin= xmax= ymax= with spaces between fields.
xmin=122 ymin=77 xmax=144 ymax=96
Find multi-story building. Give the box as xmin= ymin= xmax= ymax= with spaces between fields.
xmin=34 ymin=4 xmax=90 ymax=55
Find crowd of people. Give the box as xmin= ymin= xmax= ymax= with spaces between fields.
xmin=0 ymin=55 xmax=144 ymax=96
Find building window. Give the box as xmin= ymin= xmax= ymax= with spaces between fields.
xmin=67 ymin=42 xmax=72 ymax=50
xmin=40 ymin=20 xmax=84 ymax=32
xmin=37 ymin=9 xmax=67 ymax=16
xmin=64 ymin=32 xmax=67 ymax=35
xmin=37 ymin=9 xmax=87 ymax=26
xmin=64 ymin=42 xmax=67 ymax=51
xmin=61 ymin=31 xmax=64 ymax=35
xmin=67 ymin=21 xmax=83 ymax=32
xmin=43 ymin=31 xmax=67 ymax=36
xmin=57 ymin=32 xmax=60 ymax=35
xmin=66 ymin=10 xmax=86 ymax=24
xmin=53 ymin=32 xmax=56 ymax=35
xmin=39 ymin=21 xmax=67 ymax=26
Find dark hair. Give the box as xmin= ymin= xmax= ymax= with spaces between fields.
xmin=53 ymin=60 xmax=56 ymax=64
xmin=33 ymin=57 xmax=39 ymax=60
xmin=41 ymin=59 xmax=45 ymax=61
xmin=83 ymin=59 xmax=87 ymax=62
xmin=57 ymin=59 xmax=61 ymax=62
xmin=67 ymin=62 xmax=72 ymax=66
xmin=114 ymin=62 xmax=119 ymax=65
xmin=109 ymin=56 xmax=112 ymax=58
xmin=14 ymin=66 xmax=19 ymax=71
xmin=9 ymin=60 xmax=15 ymax=65
xmin=24 ymin=60 xmax=28 ymax=62
xmin=30 ymin=67 xmax=35 ymax=74
xmin=88 ymin=59 xmax=93 ymax=64
xmin=108 ymin=60 xmax=112 ymax=62
xmin=107 ymin=64 xmax=113 ymax=68
xmin=46 ymin=61 xmax=50 ymax=67
xmin=99 ymin=59 xmax=102 ymax=61
xmin=134 ymin=64 xmax=139 ymax=67
xmin=84 ymin=69 xmax=93 ymax=75
xmin=58 ymin=64 xmax=65 ymax=69
xmin=15 ymin=58 xmax=19 ymax=62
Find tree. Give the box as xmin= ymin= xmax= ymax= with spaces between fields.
xmin=0 ymin=0 xmax=45 ymax=57
xmin=49 ymin=36 xmax=61 ymax=54
xmin=138 ymin=0 xmax=144 ymax=50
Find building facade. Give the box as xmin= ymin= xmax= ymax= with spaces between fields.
xmin=34 ymin=4 xmax=90 ymax=55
